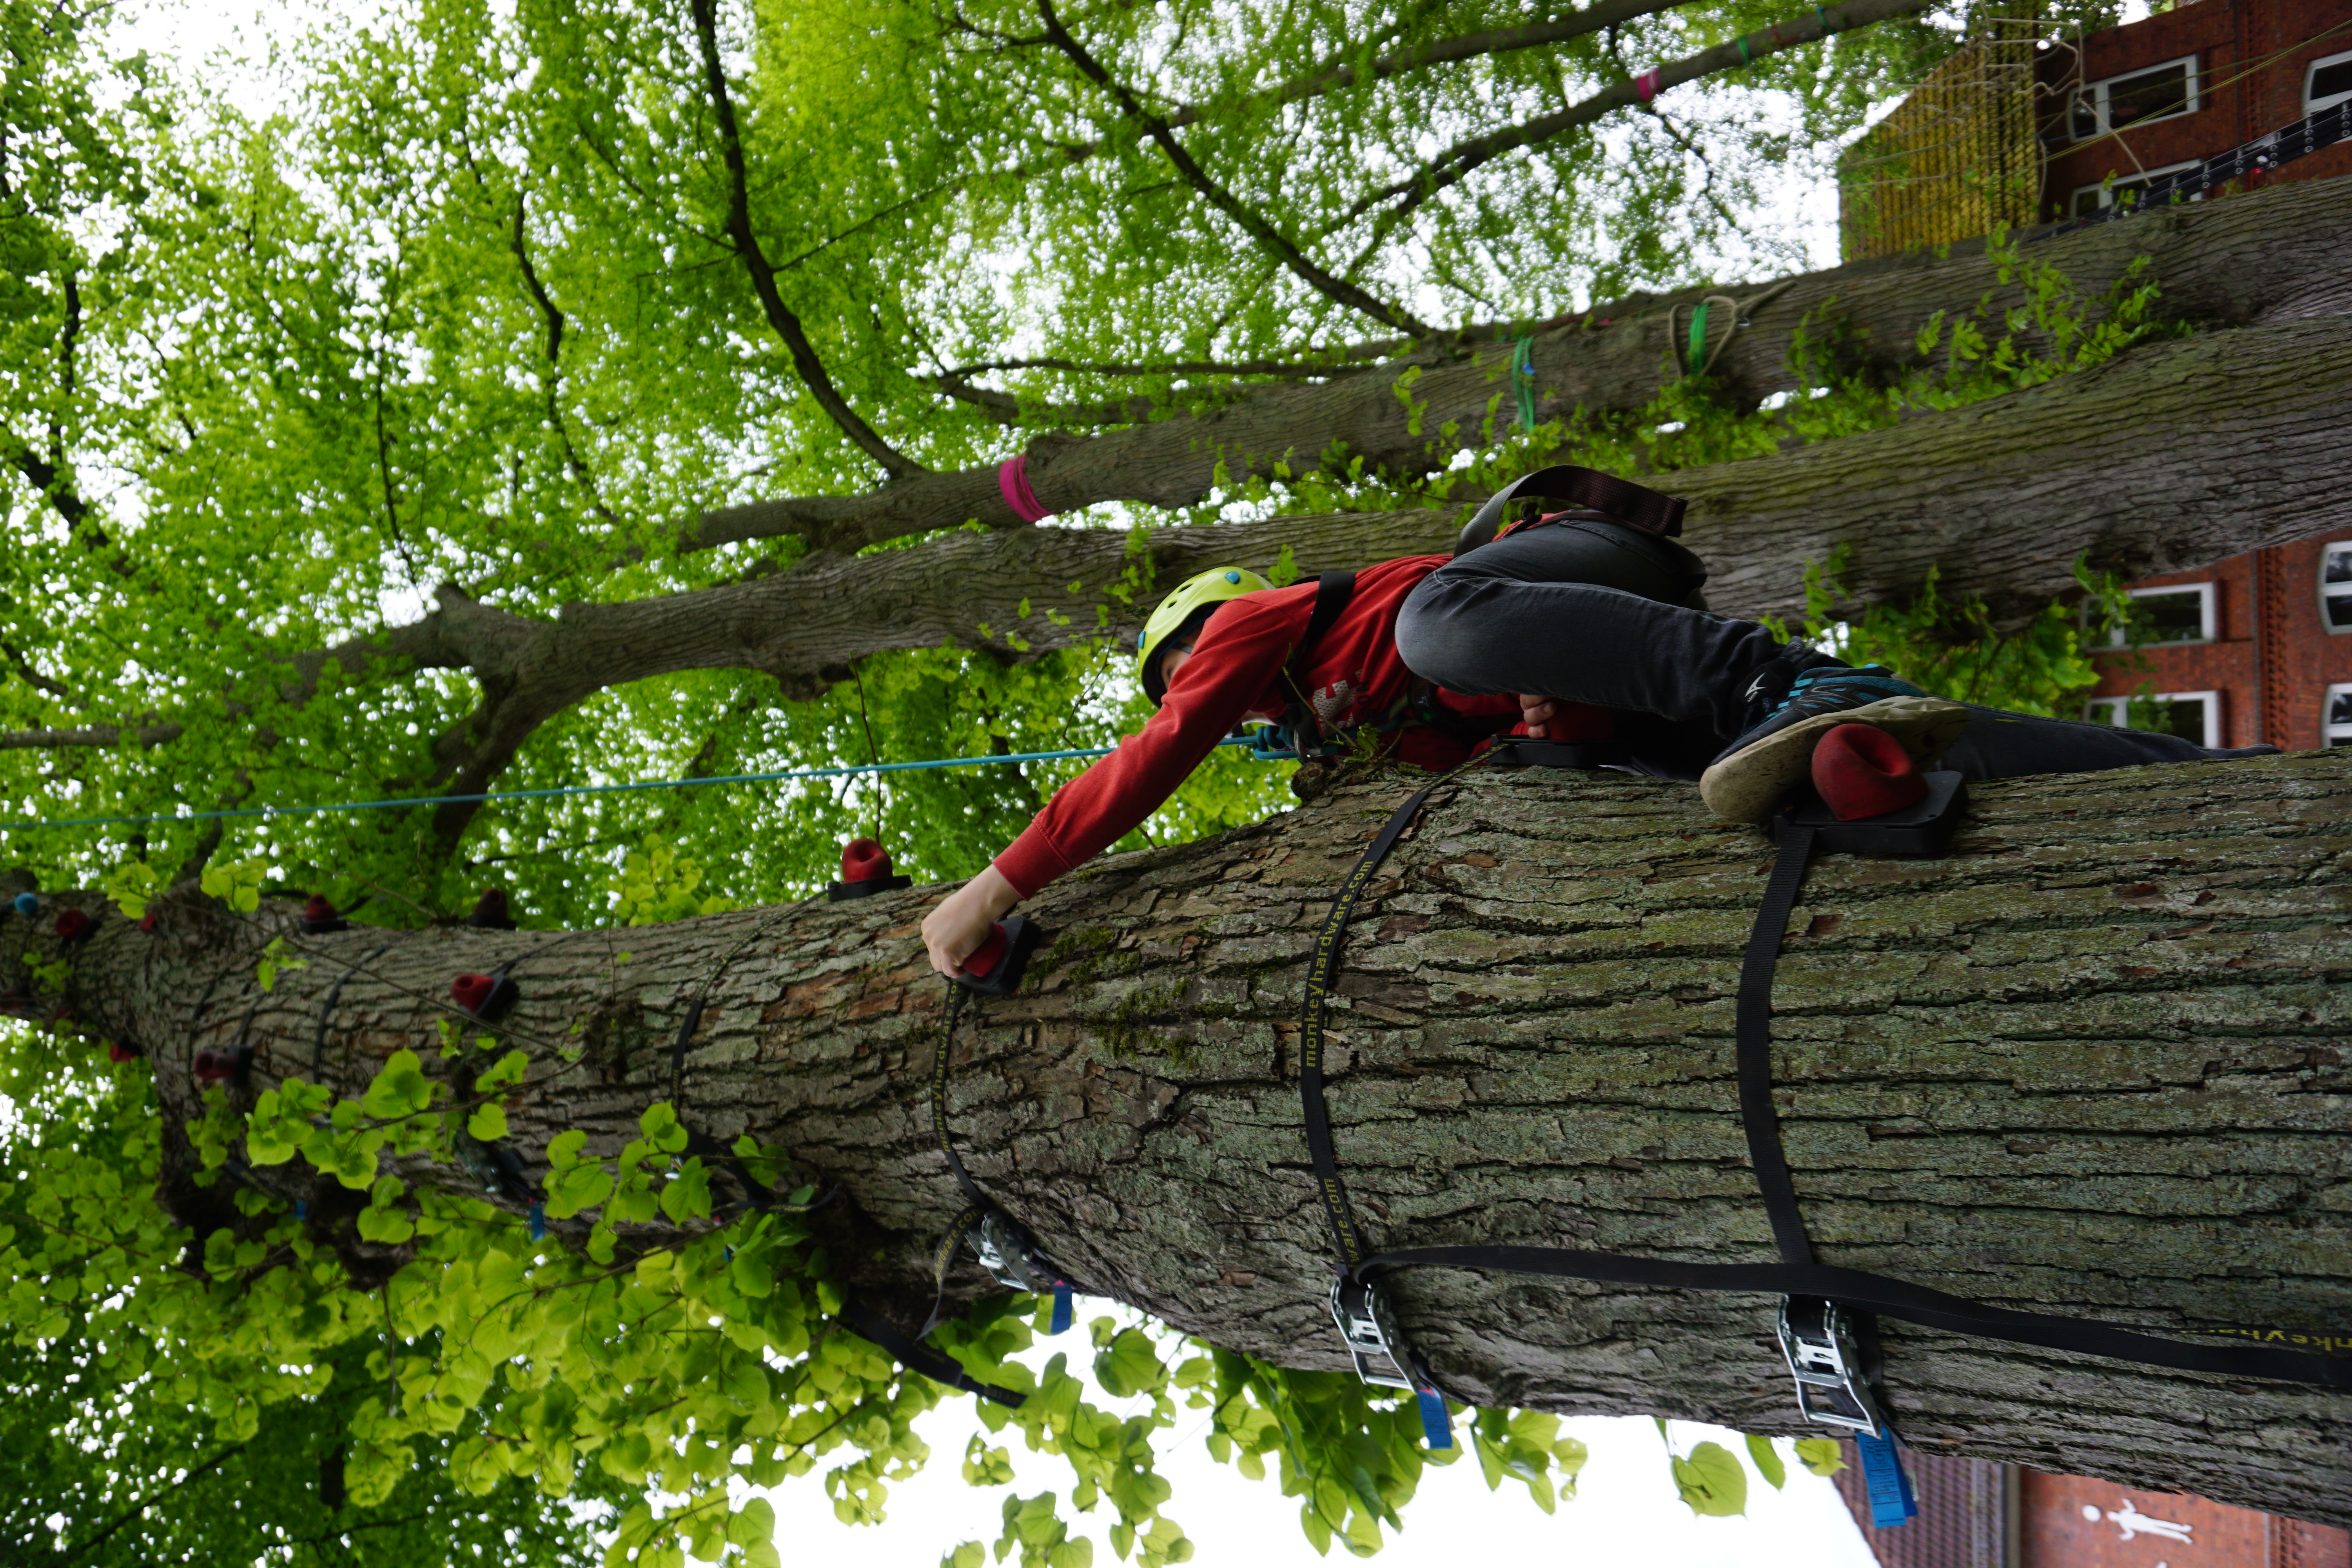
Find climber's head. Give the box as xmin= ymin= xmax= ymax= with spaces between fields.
xmin=1136 ymin=566 xmax=1271 ymax=704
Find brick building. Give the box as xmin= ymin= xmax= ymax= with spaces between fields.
xmin=1832 ymin=1443 xmax=2352 ymax=1567
xmin=1839 ymin=0 xmax=2352 ymax=748
xmin=1840 ymin=0 xmax=2352 ymax=255
xmin=2038 ymin=0 xmax=2352 ymax=221
xmin=2082 ymin=538 xmax=2352 ymax=753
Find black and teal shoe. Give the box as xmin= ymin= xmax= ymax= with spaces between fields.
xmin=1699 ymin=665 xmax=1970 ymax=822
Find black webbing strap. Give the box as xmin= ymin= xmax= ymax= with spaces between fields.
xmin=313 ymin=940 xmax=398 ymax=1077
xmin=836 ymin=1296 xmax=1027 ymax=1407
xmin=1299 ymin=775 xmax=2352 ymax=1395
xmin=1739 ymin=823 xmax=1818 ymax=1268
xmin=1281 ymin=571 xmax=1358 ymax=749
xmin=668 ymin=895 xmax=823 ymax=1105
xmin=1457 ymin=466 xmax=1688 ymax=555
xmin=1354 ymin=1245 xmax=2352 ymax=1388
xmin=931 ymin=986 xmax=999 ymax=1215
xmin=1301 ymin=756 xmax=1490 ymax=1268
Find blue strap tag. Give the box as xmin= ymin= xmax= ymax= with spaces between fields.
xmin=1416 ymin=1389 xmax=1454 ymax=1450
xmin=528 ymin=1202 xmax=547 ymax=1243
xmin=1049 ymin=1284 xmax=1073 ymax=1336
xmin=294 ymin=1200 xmax=307 ymax=1221
xmin=1854 ymin=1428 xmax=1916 ymax=1528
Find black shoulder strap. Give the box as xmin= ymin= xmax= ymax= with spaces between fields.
xmin=1455 ymin=466 xmax=1688 ymax=559
xmin=1282 ymin=570 xmax=1358 ymax=744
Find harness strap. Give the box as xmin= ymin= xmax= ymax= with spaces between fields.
xmin=1301 ymin=755 xmax=1489 ymax=1267
xmin=1281 ymin=571 xmax=1359 ymax=750
xmin=837 ymin=1296 xmax=1028 ymax=1407
xmin=926 ymin=982 xmax=1076 ymax=1344
xmin=1351 ymin=1246 xmax=2352 ymax=1389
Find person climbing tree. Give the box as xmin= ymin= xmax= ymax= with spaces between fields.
xmin=920 ymin=466 xmax=2277 ymax=977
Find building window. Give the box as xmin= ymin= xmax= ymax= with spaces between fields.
xmin=2087 ymin=690 xmax=2223 ymax=748
xmin=2327 ymin=684 xmax=2352 ymax=746
xmin=2072 ymin=56 xmax=2200 ymax=141
xmin=2309 ymin=49 xmax=2352 ymax=114
xmin=2071 ymin=160 xmax=2201 ymax=217
xmin=2103 ymin=582 xmax=2216 ymax=647
xmin=2322 ymin=541 xmax=2352 ymax=634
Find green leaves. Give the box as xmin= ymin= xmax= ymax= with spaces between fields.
xmin=1796 ymin=1437 xmax=1847 ymax=1477
xmin=1670 ymin=1441 xmax=1749 ymax=1518
xmin=198 ymin=858 xmax=267 ymax=915
xmin=362 ymin=1051 xmax=435 ymax=1121
xmin=1745 ymin=1432 xmax=1788 ymax=1490
xmin=103 ymin=860 xmax=161 ymax=919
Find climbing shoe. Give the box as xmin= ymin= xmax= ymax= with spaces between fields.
xmin=1699 ymin=666 xmax=1969 ymax=823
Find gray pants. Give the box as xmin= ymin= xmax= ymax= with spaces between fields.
xmin=1396 ymin=528 xmax=2274 ymax=781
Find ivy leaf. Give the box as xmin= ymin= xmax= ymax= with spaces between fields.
xmin=467 ymin=1102 xmax=508 ymax=1142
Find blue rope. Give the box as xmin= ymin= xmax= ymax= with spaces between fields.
xmin=2 ymin=738 xmax=1263 ymax=833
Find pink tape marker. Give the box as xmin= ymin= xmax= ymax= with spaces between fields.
xmin=997 ymin=455 xmax=1053 ymax=523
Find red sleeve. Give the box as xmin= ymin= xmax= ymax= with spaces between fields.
xmin=992 ymin=592 xmax=1304 ymax=898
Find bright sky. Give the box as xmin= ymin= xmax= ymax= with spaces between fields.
xmin=91 ymin=3 xmax=1902 ymax=1564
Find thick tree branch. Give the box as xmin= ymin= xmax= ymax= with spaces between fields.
xmin=687 ymin=0 xmax=924 ymax=481
xmin=1160 ymin=0 xmax=1694 ymax=135
xmin=1031 ymin=0 xmax=1433 ymax=337
xmin=687 ymin=177 xmax=2352 ymax=555
xmin=53 ymin=753 xmax=2352 ymax=1521
xmin=303 ymin=307 xmax=2352 ymax=862
xmin=1345 ymin=0 xmax=1936 ymax=234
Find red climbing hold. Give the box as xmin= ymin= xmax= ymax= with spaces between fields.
xmin=54 ymin=908 xmax=95 ymax=944
xmin=829 ymin=839 xmax=913 ymax=902
xmin=468 ymin=888 xmax=516 ymax=930
xmin=842 ymin=839 xmax=894 ymax=882
xmin=107 ymin=1041 xmax=141 ymax=1063
xmin=451 ymin=972 xmax=519 ymax=1020
xmin=962 ymin=923 xmax=1008 ymax=980
xmin=299 ymin=895 xmax=348 ymax=935
xmin=140 ymin=911 xmax=158 ymax=932
xmin=192 ymin=1051 xmax=234 ymax=1084
xmin=1811 ymin=722 xmax=1928 ymax=822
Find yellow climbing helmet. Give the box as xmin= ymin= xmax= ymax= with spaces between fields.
xmin=1136 ymin=566 xmax=1272 ymax=704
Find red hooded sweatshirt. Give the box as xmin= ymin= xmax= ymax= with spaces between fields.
xmin=993 ymin=555 xmax=1598 ymax=899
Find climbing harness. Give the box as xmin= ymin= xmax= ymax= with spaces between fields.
xmin=1294 ymin=755 xmax=2352 ymax=1512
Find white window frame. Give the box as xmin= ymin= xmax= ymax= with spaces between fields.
xmin=2072 ymin=54 xmax=2202 ymax=142
xmin=2326 ymin=682 xmax=2352 ymax=746
xmin=2307 ymin=47 xmax=2352 ymax=114
xmin=2086 ymin=690 xmax=2223 ymax=748
xmin=2102 ymin=581 xmax=2216 ymax=648
xmin=2071 ymin=160 xmax=2202 ymax=216
xmin=2320 ymin=539 xmax=2352 ymax=636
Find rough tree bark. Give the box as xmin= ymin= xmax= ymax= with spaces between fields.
xmin=688 ymin=175 xmax=2352 ymax=554
xmin=36 ymin=749 xmax=2352 ymax=1520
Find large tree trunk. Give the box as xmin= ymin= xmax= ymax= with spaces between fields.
xmin=690 ymin=174 xmax=2352 ymax=555
xmin=46 ymin=748 xmax=2352 ymax=1520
